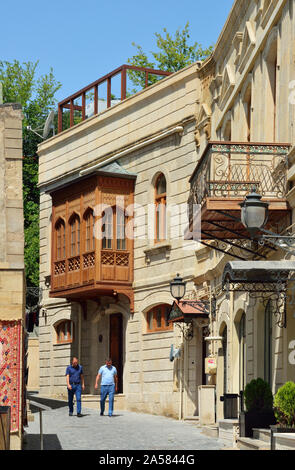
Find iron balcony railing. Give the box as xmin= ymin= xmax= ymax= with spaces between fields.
xmin=57 ymin=64 xmax=172 ymax=133
xmin=188 ymin=141 xmax=290 ymax=215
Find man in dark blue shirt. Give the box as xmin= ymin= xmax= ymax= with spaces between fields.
xmin=65 ymin=357 xmax=85 ymax=417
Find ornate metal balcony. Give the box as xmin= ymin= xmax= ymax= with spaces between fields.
xmin=188 ymin=141 xmax=291 ymax=260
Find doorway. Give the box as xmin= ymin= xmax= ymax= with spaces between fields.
xmin=109 ymin=313 xmax=123 ymax=393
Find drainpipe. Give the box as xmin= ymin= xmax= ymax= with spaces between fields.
xmin=179 ymin=330 xmax=185 ymax=420
xmin=183 ymin=335 xmax=189 ymax=420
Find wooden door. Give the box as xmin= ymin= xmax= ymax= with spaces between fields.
xmin=109 ymin=314 xmax=123 ymax=393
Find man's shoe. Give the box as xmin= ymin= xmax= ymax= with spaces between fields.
xmin=77 ymin=413 xmax=82 ymax=417
xmin=69 ymin=412 xmax=73 ymax=416
xmin=100 ymin=412 xmax=104 ymax=416
xmin=108 ymin=415 xmax=112 ymax=417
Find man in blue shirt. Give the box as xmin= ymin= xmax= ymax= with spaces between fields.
xmin=66 ymin=357 xmax=85 ymax=417
xmin=95 ymin=358 xmax=118 ymax=417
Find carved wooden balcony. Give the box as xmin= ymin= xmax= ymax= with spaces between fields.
xmin=188 ymin=141 xmax=291 ymax=251
xmin=49 ymin=165 xmax=135 ymax=310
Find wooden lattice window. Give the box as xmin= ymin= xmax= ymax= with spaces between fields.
xmin=56 ymin=320 xmax=74 ymax=344
xmin=116 ymin=207 xmax=126 ymax=250
xmin=102 ymin=207 xmax=113 ymax=249
xmin=84 ymin=209 xmax=95 ymax=252
xmin=155 ymin=174 xmax=167 ymax=242
xmin=55 ymin=219 xmax=66 ymax=260
xmin=102 ymin=206 xmax=127 ymax=250
xmin=146 ymin=304 xmax=172 ymax=333
xmin=69 ymin=213 xmax=80 ymax=256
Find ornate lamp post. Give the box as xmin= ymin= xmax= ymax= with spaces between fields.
xmin=240 ymin=188 xmax=295 ymax=253
xmin=239 ymin=190 xmax=269 ymax=239
xmin=170 ymin=273 xmax=186 ymax=302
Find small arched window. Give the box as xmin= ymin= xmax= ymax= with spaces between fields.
xmin=56 ymin=320 xmax=74 ymax=344
xmin=69 ymin=213 xmax=80 ymax=257
xmin=146 ymin=304 xmax=172 ymax=332
xmin=155 ymin=174 xmax=167 ymax=242
xmin=55 ymin=219 xmax=66 ymax=260
xmin=84 ymin=209 xmax=95 ymax=252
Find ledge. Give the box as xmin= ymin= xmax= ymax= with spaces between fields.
xmin=143 ymin=242 xmax=172 ymax=264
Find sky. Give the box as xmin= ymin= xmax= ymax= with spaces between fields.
xmin=1 ymin=0 xmax=234 ymax=103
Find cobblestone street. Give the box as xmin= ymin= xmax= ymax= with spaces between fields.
xmin=23 ymin=395 xmax=225 ymax=451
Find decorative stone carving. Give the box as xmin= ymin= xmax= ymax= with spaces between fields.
xmin=238 ymin=21 xmax=256 ymax=73
xmin=219 ymin=65 xmax=235 ymax=110
xmin=195 ymin=103 xmax=212 ymax=146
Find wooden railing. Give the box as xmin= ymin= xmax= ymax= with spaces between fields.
xmin=57 ymin=64 xmax=172 ymax=133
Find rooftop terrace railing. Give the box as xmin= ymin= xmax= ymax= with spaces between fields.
xmin=57 ymin=64 xmax=172 ymax=133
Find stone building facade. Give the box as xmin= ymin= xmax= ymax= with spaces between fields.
xmin=37 ymin=0 xmax=295 ymax=443
xmin=37 ymin=63 xmax=206 ymax=419
xmin=188 ymin=0 xmax=295 ymax=444
xmin=0 ymin=103 xmax=25 ymax=450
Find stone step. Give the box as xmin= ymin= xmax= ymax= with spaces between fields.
xmin=273 ymin=433 xmax=295 ymax=450
xmin=201 ymin=425 xmax=219 ymax=438
xmin=237 ymin=437 xmax=270 ymax=450
xmin=82 ymin=394 xmax=126 ymax=410
xmin=184 ymin=416 xmax=199 ymax=424
xmin=253 ymin=428 xmax=271 ymax=443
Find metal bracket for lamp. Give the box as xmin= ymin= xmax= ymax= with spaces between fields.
xmin=174 ymin=321 xmax=194 ymax=341
xmin=258 ymin=227 xmax=295 ymax=254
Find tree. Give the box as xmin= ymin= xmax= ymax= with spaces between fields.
xmin=0 ymin=60 xmax=62 ymax=288
xmin=127 ymin=22 xmax=213 ymax=91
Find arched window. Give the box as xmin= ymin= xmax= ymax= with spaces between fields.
xmin=146 ymin=304 xmax=172 ymax=332
xmin=155 ymin=174 xmax=167 ymax=242
xmin=84 ymin=209 xmax=95 ymax=252
xmin=55 ymin=219 xmax=66 ymax=260
xmin=56 ymin=320 xmax=74 ymax=344
xmin=69 ymin=213 xmax=80 ymax=257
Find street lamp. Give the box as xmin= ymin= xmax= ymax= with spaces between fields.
xmin=240 ymin=189 xmax=295 ymax=253
xmin=239 ymin=189 xmax=269 ymax=239
xmin=170 ymin=273 xmax=186 ymax=302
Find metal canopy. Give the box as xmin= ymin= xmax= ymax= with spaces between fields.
xmin=222 ymin=261 xmax=295 ymax=287
xmin=168 ymin=300 xmax=209 ymax=323
xmin=221 ymin=261 xmax=295 ymax=328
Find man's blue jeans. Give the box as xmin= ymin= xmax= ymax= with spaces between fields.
xmin=100 ymin=384 xmax=115 ymax=416
xmin=68 ymin=384 xmax=82 ymax=415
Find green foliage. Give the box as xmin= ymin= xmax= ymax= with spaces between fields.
xmin=0 ymin=60 xmax=62 ymax=287
xmin=127 ymin=22 xmax=213 ymax=92
xmin=244 ymin=378 xmax=273 ymax=412
xmin=274 ymin=381 xmax=295 ymax=428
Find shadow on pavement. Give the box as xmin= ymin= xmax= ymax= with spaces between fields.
xmin=28 ymin=392 xmax=68 ymax=412
xmin=23 ymin=434 xmax=63 ymax=450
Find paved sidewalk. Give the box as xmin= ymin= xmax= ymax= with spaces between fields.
xmin=23 ymin=394 xmax=225 ymax=451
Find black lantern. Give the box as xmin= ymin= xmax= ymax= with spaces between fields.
xmin=170 ymin=273 xmax=186 ymax=301
xmin=239 ymin=190 xmax=269 ymax=239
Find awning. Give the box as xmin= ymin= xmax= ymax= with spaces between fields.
xmin=222 ymin=261 xmax=295 ymax=290
xmin=221 ymin=261 xmax=295 ymax=329
xmin=168 ymin=300 xmax=209 ymax=323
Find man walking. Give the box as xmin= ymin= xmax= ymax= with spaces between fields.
xmin=95 ymin=358 xmax=118 ymax=417
xmin=66 ymin=356 xmax=85 ymax=417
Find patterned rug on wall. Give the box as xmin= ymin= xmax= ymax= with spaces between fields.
xmin=0 ymin=320 xmax=22 ymax=432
